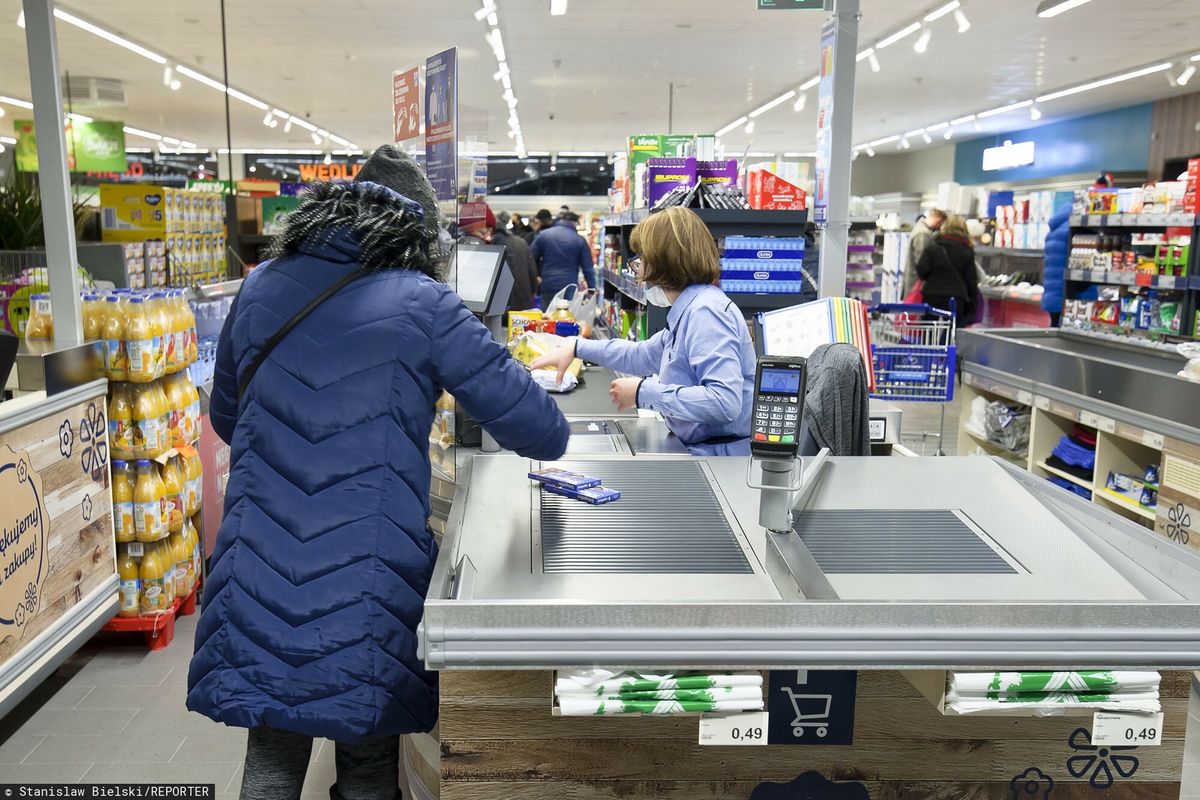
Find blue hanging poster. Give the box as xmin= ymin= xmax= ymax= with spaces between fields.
xmin=425 ymin=48 xmax=458 ymax=201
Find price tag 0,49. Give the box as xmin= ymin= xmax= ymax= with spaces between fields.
xmin=698 ymin=711 xmax=769 ymax=746
xmin=1091 ymin=711 xmax=1164 ymax=747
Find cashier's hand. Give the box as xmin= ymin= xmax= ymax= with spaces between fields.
xmin=528 ymin=340 xmax=577 ymax=385
xmin=610 ymin=377 xmax=640 ymax=411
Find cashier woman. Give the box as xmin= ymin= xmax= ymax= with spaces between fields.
xmin=532 ymin=206 xmax=757 ymax=455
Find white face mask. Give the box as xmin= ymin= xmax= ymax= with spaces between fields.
xmin=644 ymin=284 xmax=672 ymax=307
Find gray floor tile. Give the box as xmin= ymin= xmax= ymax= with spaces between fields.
xmin=122 ymin=707 xmax=232 ymax=735
xmin=82 ymin=760 xmax=239 ymax=786
xmin=301 ymin=758 xmax=337 ymax=794
xmin=65 ymin=658 xmax=178 ymax=687
xmin=0 ymin=762 xmax=92 ymax=782
xmin=74 ymin=684 xmax=193 ymax=712
xmin=0 ymin=734 xmax=44 ymax=764
xmin=23 ymin=732 xmax=186 ymax=764
xmin=313 ymin=738 xmax=335 ymax=763
xmin=172 ymin=730 xmax=248 ymax=763
xmin=19 ymin=707 xmax=138 ymax=737
xmin=35 ymin=684 xmax=97 ymax=711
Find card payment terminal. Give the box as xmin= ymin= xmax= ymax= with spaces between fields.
xmin=750 ymin=357 xmax=807 ymax=459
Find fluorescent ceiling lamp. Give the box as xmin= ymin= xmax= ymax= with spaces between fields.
xmin=181 ymin=140 xmax=197 ymax=148
xmin=856 ymin=48 xmax=874 ymax=62
xmin=67 ymin=112 xmax=92 ymax=123
xmin=161 ymin=136 xmax=180 ymax=145
xmin=487 ymin=12 xmax=498 ymax=26
xmin=1036 ymin=0 xmax=1094 ymax=18
xmin=914 ymin=27 xmax=932 ymax=53
xmin=868 ymin=51 xmax=881 ymax=73
xmin=954 ymin=8 xmax=971 ymax=33
xmin=550 ymin=0 xmax=568 ymax=15
xmin=1177 ymin=64 xmax=1196 ymax=86
xmin=493 ymin=63 xmax=509 ymax=81
xmin=782 ymin=152 xmax=816 ymax=157
xmin=53 ymin=8 xmax=167 ymax=64
xmin=174 ymin=65 xmax=268 ymax=110
xmin=528 ymin=150 xmax=551 ymax=157
xmin=288 ymin=116 xmax=318 ymax=132
xmin=900 ymin=137 xmax=911 ymax=149
xmin=1029 ymin=105 xmax=1042 ymax=120
xmin=271 ymin=108 xmax=289 ymax=119
xmin=311 ymin=132 xmax=323 ymax=145
xmin=715 ymin=116 xmax=748 ymax=137
xmin=793 ymin=93 xmax=807 ymax=112
xmin=123 ymin=126 xmax=162 ymax=141
xmin=1036 ymin=62 xmax=1172 ymax=102
xmin=800 ymin=75 xmax=820 ymax=91
xmin=501 ymin=73 xmax=512 ymax=89
xmin=922 ymin=131 xmax=933 ymax=144
xmin=865 ymin=146 xmax=876 ymax=157
xmin=877 ymin=21 xmax=922 ymax=49
xmin=0 ymin=96 xmax=33 ymax=109
xmin=977 ymin=99 xmax=1032 ymax=118
xmin=744 ymin=120 xmax=756 ymax=134
xmin=950 ymin=113 xmax=976 ymax=124
xmin=869 ymin=134 xmax=901 ymax=146
xmin=926 ymin=121 xmax=950 ymax=131
xmin=218 ymin=148 xmax=323 ymax=155
xmin=943 ymin=128 xmax=954 ymax=140
xmin=474 ymin=1 xmax=497 ymax=21
xmin=924 ymin=1 xmax=960 ymax=22
xmin=904 ymin=128 xmax=926 ymax=137
xmin=745 ymin=152 xmax=775 ymax=157
xmin=749 ymin=90 xmax=796 ymax=118
xmin=1193 ymin=54 xmax=1200 ymax=62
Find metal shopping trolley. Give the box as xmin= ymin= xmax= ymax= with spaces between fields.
xmin=868 ymin=302 xmax=957 ymax=456
xmin=779 ymin=685 xmax=833 ymax=738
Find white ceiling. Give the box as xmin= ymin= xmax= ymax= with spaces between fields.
xmin=0 ymin=0 xmax=1196 ymax=157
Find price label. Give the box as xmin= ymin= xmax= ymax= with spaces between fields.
xmin=1137 ymin=213 xmax=1155 ymax=226
xmin=699 ymin=711 xmax=769 ymax=746
xmin=1121 ymin=214 xmax=1137 ymax=226
xmin=128 ymin=542 xmax=145 ymax=558
xmin=1078 ymin=410 xmax=1100 ymax=428
xmin=1143 ymin=431 xmax=1165 ymax=449
xmin=1158 ymin=275 xmax=1176 ymax=289
xmin=1069 ymin=269 xmax=1086 ymax=281
xmin=1015 ymin=390 xmax=1033 ymax=406
xmin=1091 ymin=711 xmax=1163 ymax=747
xmin=1097 ymin=416 xmax=1116 ymax=434
xmin=1035 ymin=396 xmax=1050 ymax=411
xmin=1068 ymin=215 xmax=1082 ymax=226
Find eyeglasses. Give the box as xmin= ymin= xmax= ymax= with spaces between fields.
xmin=628 ymin=255 xmax=643 ymax=274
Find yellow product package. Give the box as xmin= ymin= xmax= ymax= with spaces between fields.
xmin=509 ymin=331 xmax=582 ymax=392
xmin=507 ymin=310 xmax=543 ymax=341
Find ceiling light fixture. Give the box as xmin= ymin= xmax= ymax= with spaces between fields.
xmin=953 ymin=8 xmax=971 ymax=33
xmin=0 ymin=95 xmax=33 ymax=109
xmin=924 ymin=1 xmax=960 ymax=22
xmin=793 ymin=92 xmax=807 ymax=112
xmin=744 ymin=120 xmax=756 ymax=134
xmin=782 ymin=151 xmax=816 ymax=158
xmin=1035 ymin=62 xmax=1172 ymax=102
xmin=501 ymin=73 xmax=512 ymax=89
xmin=977 ymin=99 xmax=1032 ymax=118
xmin=473 ymin=1 xmax=497 ymax=21
xmin=323 ymin=152 xmax=333 ymax=165
xmin=868 ymin=51 xmax=882 ymax=73
xmin=0 ymin=136 xmax=16 ymax=144
xmin=869 ymin=135 xmax=901 ymax=147
xmin=866 ymin=146 xmax=876 ymax=157
xmin=749 ymin=90 xmax=796 ymax=118
xmin=715 ymin=116 xmax=748 ymax=137
xmin=311 ymin=132 xmax=322 ymax=145
xmin=1176 ymin=64 xmax=1196 ymax=86
xmin=800 ymin=75 xmax=820 ymax=91
xmin=943 ymin=128 xmax=954 ymax=140
xmin=550 ymin=0 xmax=568 ymax=15
xmin=123 ymin=125 xmax=162 ymax=141
xmin=1029 ymin=105 xmax=1042 ymax=120
xmin=67 ymin=112 xmax=92 ymax=123
xmin=950 ymin=113 xmax=976 ymax=125
xmin=262 ymin=111 xmax=276 ymax=127
xmin=877 ymin=21 xmax=922 ymax=49
xmin=900 ymin=137 xmax=911 ymax=150
xmin=914 ymin=27 xmax=932 ymax=53
xmin=856 ymin=47 xmax=874 ymax=62
xmin=926 ymin=121 xmax=950 ymax=131
xmin=922 ymin=131 xmax=933 ymax=144
xmin=493 ymin=63 xmax=509 ymax=81
xmin=52 ymin=8 xmax=167 ymax=64
xmin=1036 ymin=0 xmax=1094 ymax=18
xmin=175 ymin=65 xmax=268 ymax=110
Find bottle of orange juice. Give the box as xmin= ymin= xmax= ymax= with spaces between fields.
xmin=162 ymin=374 xmax=183 ymax=448
xmin=180 ymin=292 xmax=198 ymax=365
xmin=134 ymin=459 xmax=166 ymax=542
xmin=167 ymin=530 xmax=190 ymax=598
xmin=108 ymin=384 xmax=134 ymax=461
xmin=25 ymin=294 xmax=53 ymax=341
xmin=148 ymin=293 xmax=173 ymax=375
xmin=132 ymin=384 xmax=161 ymax=458
xmin=184 ymin=372 xmax=202 ymax=442
xmin=158 ymin=541 xmax=176 ymax=605
xmin=183 ymin=449 xmax=203 ymax=516
xmin=153 ymin=380 xmax=172 ymax=454
xmin=125 ymin=297 xmax=157 ymax=381
xmin=82 ymin=293 xmax=103 ymax=341
xmin=102 ymin=296 xmax=128 ymax=381
xmin=184 ymin=515 xmax=202 ymax=591
xmin=170 ymin=291 xmax=190 ymax=369
xmin=117 ymin=544 xmax=141 ymax=618
xmin=111 ymin=459 xmax=135 ymax=543
xmin=139 ymin=541 xmax=165 ymax=614
xmin=160 ymin=456 xmax=185 ymax=533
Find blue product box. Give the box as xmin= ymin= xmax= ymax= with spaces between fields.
xmin=722 ymin=235 xmax=805 ymax=261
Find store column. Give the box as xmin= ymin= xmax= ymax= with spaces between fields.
xmin=22 ymin=0 xmax=83 ymax=344
xmin=816 ymin=0 xmax=860 ymax=299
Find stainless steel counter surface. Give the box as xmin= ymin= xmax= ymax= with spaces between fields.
xmin=420 ymin=452 xmax=1200 ymax=670
xmin=547 ymin=366 xmax=638 ymax=418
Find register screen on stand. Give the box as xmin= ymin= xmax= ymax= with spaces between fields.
xmin=451 ymin=246 xmax=506 ymax=309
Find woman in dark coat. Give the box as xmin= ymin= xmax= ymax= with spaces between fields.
xmin=187 ymin=146 xmax=570 ymax=799
xmin=917 ymin=214 xmax=978 ymax=323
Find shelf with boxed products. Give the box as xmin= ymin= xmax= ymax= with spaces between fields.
xmin=1069 ymin=213 xmax=1196 ymax=228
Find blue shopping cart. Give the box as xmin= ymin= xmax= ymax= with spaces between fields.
xmin=868 ymin=302 xmax=957 ymax=455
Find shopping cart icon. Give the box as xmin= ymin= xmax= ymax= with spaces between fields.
xmin=779 ymin=686 xmax=833 ymax=738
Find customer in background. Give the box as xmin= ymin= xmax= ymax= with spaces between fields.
xmin=1041 ymin=203 xmax=1072 ymax=327
xmin=188 ymin=145 xmax=569 ymax=800
xmin=530 ymin=206 xmax=756 ymax=456
xmin=493 ymin=210 xmax=539 ymax=311
xmin=532 ymin=210 xmax=596 ymax=310
xmin=527 ymin=208 xmax=554 ymax=243
xmin=903 ymin=208 xmax=946 ymax=295
xmin=919 ymin=214 xmax=977 ymax=323
xmin=508 ymin=212 xmax=533 ymax=240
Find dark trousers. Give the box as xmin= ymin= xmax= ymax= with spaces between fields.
xmin=239 ymin=726 xmax=401 ymax=800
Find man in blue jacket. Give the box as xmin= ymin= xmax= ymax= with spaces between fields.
xmin=532 ymin=211 xmax=596 ymax=310
xmin=187 ymin=145 xmax=569 ymax=799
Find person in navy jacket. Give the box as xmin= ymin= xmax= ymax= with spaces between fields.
xmin=187 ymin=145 xmax=569 ymax=799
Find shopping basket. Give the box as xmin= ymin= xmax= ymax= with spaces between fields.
xmin=868 ymin=302 xmax=957 ymax=455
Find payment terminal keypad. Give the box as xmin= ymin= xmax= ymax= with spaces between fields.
xmin=753 ymin=394 xmax=799 ymax=446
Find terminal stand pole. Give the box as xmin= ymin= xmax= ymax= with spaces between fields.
xmin=23 ymin=0 xmax=83 ymax=344
xmin=480 ymin=313 xmax=505 ymax=453
xmin=817 ymin=0 xmax=860 ymax=300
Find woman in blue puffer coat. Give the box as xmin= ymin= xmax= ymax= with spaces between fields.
xmin=1041 ymin=203 xmax=1072 ymax=325
xmin=187 ymin=146 xmax=569 ymax=800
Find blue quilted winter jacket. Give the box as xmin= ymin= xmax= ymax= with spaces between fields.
xmin=186 ymin=222 xmax=569 ymax=743
xmin=1041 ymin=203 xmax=1072 ymax=315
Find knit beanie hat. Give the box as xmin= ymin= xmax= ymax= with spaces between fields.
xmin=356 ymin=144 xmax=440 ymax=236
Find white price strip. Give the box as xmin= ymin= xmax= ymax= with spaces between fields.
xmin=1015 ymin=390 xmax=1033 ymax=406
xmin=1078 ymin=410 xmax=1100 ymax=428
xmin=1142 ymin=431 xmax=1165 ymax=450
xmin=1035 ymin=396 xmax=1050 ymax=411
xmin=698 ymin=711 xmax=769 ymax=746
xmin=1091 ymin=711 xmax=1163 ymax=747
xmin=1097 ymin=416 xmax=1116 ymax=434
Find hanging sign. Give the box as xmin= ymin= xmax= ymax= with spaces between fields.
xmin=812 ymin=18 xmax=837 ymax=224
xmin=425 ymin=48 xmax=459 ymax=201
xmin=393 ymin=66 xmax=421 ymax=146
xmin=14 ymin=118 xmax=127 ymax=172
xmin=983 ymin=140 xmax=1036 ymax=171
xmin=766 ymin=669 xmax=857 ymax=745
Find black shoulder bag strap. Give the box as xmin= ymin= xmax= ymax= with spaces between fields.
xmin=237 ymin=266 xmax=370 ymax=403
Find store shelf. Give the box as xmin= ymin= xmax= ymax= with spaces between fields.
xmin=1066 ymin=268 xmax=1196 ymax=289
xmin=846 ymin=281 xmax=876 ymax=289
xmin=1058 ymin=327 xmax=1186 ymax=352
xmin=963 ymin=428 xmax=1027 ymax=465
xmin=980 ymin=286 xmax=1044 ymax=305
xmin=600 ymin=267 xmax=646 ymax=304
xmin=188 ymin=278 xmax=244 ymax=300
xmin=727 ymin=293 xmax=807 ymax=312
xmin=603 ymin=208 xmax=807 ymax=235
xmin=1069 ymin=212 xmax=1196 ymax=228
xmin=1035 ymin=459 xmax=1094 ymax=493
xmin=976 ymin=246 xmax=1045 ymax=259
xmin=847 ymin=244 xmax=876 ymax=253
xmin=1096 ymin=488 xmax=1157 ymax=521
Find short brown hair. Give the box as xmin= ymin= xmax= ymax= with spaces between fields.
xmin=928 ymin=208 xmax=948 ymax=224
xmin=941 ymin=215 xmax=970 ymax=239
xmin=629 ymin=206 xmax=720 ymax=291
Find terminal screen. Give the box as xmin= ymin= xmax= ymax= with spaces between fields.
xmin=760 ymin=368 xmax=801 ymax=394
xmin=454 ymin=248 xmax=502 ymax=305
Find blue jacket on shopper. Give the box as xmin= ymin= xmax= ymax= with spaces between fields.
xmin=1041 ymin=203 xmax=1071 ymax=316
xmin=531 ymin=218 xmax=595 ymax=308
xmin=187 ymin=179 xmax=569 ymax=744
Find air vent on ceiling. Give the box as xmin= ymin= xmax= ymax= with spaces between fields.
xmin=61 ymin=76 xmax=126 ymax=108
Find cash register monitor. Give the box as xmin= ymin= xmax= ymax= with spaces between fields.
xmin=447 ymin=243 xmax=512 ymax=318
